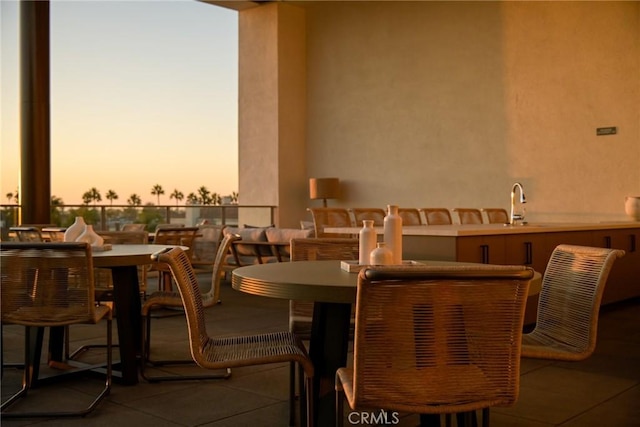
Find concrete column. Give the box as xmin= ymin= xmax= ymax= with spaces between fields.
xmin=20 ymin=0 xmax=51 ymax=224
xmin=238 ymin=3 xmax=307 ymax=227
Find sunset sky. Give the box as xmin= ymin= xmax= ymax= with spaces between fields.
xmin=1 ymin=0 xmax=238 ymax=206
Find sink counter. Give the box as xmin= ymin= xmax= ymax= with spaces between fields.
xmin=326 ymin=222 xmax=640 ymax=324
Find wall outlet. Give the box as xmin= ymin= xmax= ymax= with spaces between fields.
xmin=597 ymin=127 xmax=617 ymax=136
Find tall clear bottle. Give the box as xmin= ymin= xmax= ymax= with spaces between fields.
xmin=384 ymin=204 xmax=403 ymax=264
xmin=359 ymin=220 xmax=377 ymax=265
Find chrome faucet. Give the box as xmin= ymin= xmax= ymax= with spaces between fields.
xmin=510 ymin=182 xmax=527 ymax=225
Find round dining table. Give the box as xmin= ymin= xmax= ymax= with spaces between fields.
xmin=232 ymin=260 xmax=541 ymax=427
xmin=46 ymin=244 xmax=183 ymax=385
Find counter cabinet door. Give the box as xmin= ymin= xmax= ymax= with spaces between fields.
xmin=592 ymin=228 xmax=640 ymax=304
xmin=456 ymin=236 xmax=506 ymax=265
xmin=503 ymin=233 xmax=552 ymax=275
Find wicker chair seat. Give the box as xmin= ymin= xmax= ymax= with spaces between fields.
xmin=199 ymin=332 xmax=311 ymax=367
xmin=338 ymin=364 xmax=502 ymax=411
xmin=3 ymin=305 xmax=109 ymax=326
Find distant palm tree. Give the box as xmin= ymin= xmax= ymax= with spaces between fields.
xmin=151 ymin=184 xmax=164 ymax=205
xmin=82 ymin=191 xmax=92 ymax=205
xmin=197 ymin=186 xmax=212 ymax=205
xmin=6 ymin=191 xmax=19 ymax=204
xmin=83 ymin=187 xmax=101 ymax=207
xmin=127 ymin=194 xmax=142 ymax=206
xmin=186 ymin=192 xmax=199 ymax=205
xmin=170 ymin=189 xmax=184 ymax=206
xmin=50 ymin=195 xmax=64 ymax=206
xmin=231 ymin=191 xmax=239 ymax=204
xmin=106 ymin=189 xmax=119 ymax=206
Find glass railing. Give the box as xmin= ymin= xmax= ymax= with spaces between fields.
xmin=0 ymin=203 xmax=277 ymax=240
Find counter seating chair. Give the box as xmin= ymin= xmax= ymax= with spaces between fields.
xmin=9 ymin=226 xmax=44 ymax=242
xmin=150 ymin=245 xmax=315 ymax=427
xmin=140 ymin=233 xmax=239 ymax=382
xmin=0 ymin=242 xmax=112 ymax=418
xmin=398 ymin=208 xmax=423 ymax=225
xmin=522 ymin=244 xmax=625 ymax=361
xmin=452 ymin=208 xmax=483 ymax=224
xmin=151 ymin=226 xmax=199 ymax=292
xmin=289 ymin=237 xmax=359 ymax=426
xmin=350 ymin=208 xmax=386 ymax=226
xmin=482 ymin=208 xmax=509 ymax=224
xmin=420 ymin=208 xmax=453 ymax=225
xmin=307 ymin=207 xmax=353 ymax=238
xmin=121 ymin=223 xmax=146 ymax=232
xmin=336 ymin=264 xmax=533 ymax=427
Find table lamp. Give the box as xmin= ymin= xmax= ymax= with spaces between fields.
xmin=309 ymin=177 xmax=340 ymax=207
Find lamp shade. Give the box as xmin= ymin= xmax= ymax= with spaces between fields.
xmin=309 ymin=178 xmax=340 ymax=201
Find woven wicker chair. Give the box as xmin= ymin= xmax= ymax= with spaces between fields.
xmin=398 ymin=208 xmax=423 ymax=225
xmin=336 ymin=264 xmax=533 ymax=427
xmin=9 ymin=226 xmax=44 ymax=242
xmin=452 ymin=208 xmax=484 ymax=224
xmin=191 ymin=224 xmax=224 ymax=270
xmin=43 ymin=227 xmax=66 ymax=242
xmin=288 ymin=238 xmax=359 ymax=425
xmin=66 ymin=230 xmax=150 ymax=361
xmin=420 ymin=208 xmax=453 ymax=225
xmin=0 ymin=242 xmax=112 ymax=418
xmin=140 ymin=233 xmax=240 ymax=381
xmin=121 ymin=223 xmax=146 ymax=232
xmin=522 ymin=244 xmax=625 ymax=361
xmin=482 ymin=208 xmax=509 ymax=224
xmin=151 ymin=226 xmax=199 ymax=291
xmin=150 ymin=246 xmax=315 ymax=427
xmin=350 ymin=208 xmax=386 ymax=226
xmin=307 ymin=207 xmax=353 ymax=237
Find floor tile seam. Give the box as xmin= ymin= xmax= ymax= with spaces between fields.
xmin=489 ymin=408 xmax=556 ymax=426
xmin=520 ymin=363 xmax=639 ymax=391
xmin=554 ymin=382 xmax=640 ymax=426
xmin=104 ymin=399 xmax=190 ymax=426
xmin=188 ymin=400 xmax=286 ymax=427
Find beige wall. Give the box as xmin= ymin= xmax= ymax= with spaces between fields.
xmin=237 ymin=1 xmax=639 ymax=226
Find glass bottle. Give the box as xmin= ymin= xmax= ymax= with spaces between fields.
xmin=384 ymin=204 xmax=403 ymax=264
xmin=359 ymin=220 xmax=377 ymax=265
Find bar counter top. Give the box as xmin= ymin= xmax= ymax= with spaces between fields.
xmin=325 ymin=221 xmax=640 ymax=237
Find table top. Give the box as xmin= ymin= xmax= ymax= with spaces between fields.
xmin=232 ymin=260 xmax=542 ymax=304
xmin=91 ymin=244 xmax=183 ymax=268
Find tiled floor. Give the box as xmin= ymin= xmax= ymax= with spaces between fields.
xmin=2 ymin=272 xmax=639 ymax=426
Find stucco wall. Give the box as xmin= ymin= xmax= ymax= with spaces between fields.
xmin=239 ymin=1 xmax=639 ymax=225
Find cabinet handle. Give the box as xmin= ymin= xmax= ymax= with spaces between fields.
xmin=524 ymin=242 xmax=533 ymax=265
xmin=604 ymin=236 xmax=612 ymax=249
xmin=630 ymin=234 xmax=637 ymax=253
xmin=480 ymin=245 xmax=489 ymax=264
